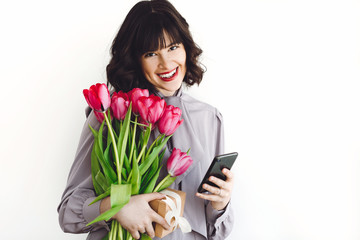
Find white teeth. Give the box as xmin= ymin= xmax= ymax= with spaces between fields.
xmin=158 ymin=68 xmax=177 ymax=78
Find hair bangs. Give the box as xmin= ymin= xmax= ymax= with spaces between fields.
xmin=135 ymin=13 xmax=183 ymax=56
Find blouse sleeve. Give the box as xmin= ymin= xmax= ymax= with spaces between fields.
xmin=57 ymin=109 xmax=110 ymax=233
xmin=205 ymin=110 xmax=235 ymax=239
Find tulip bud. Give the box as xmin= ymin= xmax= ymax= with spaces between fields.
xmin=94 ymin=110 xmax=105 ymax=123
xmin=138 ymin=95 xmax=166 ymax=125
xmin=83 ymin=83 xmax=111 ymax=112
xmin=167 ymin=148 xmax=193 ymax=176
xmin=158 ymin=105 xmax=183 ymax=136
xmin=128 ymin=88 xmax=149 ymax=115
xmin=111 ymin=91 xmax=130 ymax=121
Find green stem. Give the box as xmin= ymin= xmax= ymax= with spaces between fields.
xmin=145 ymin=134 xmax=163 ymax=159
xmin=104 ymin=112 xmax=121 ymax=182
xmin=130 ymin=120 xmax=148 ymax=128
xmin=128 ymin=116 xmax=137 ymax=165
xmin=136 ymin=143 xmax=147 ymax=164
xmin=135 ymin=123 xmax=152 ymax=163
xmin=109 ymin=220 xmax=116 ymax=240
xmin=118 ymin=222 xmax=123 ymax=240
xmin=153 ymin=174 xmax=170 ymax=192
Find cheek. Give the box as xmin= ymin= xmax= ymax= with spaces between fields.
xmin=141 ymin=61 xmax=155 ymax=78
xmin=180 ymin=51 xmax=187 ymax=66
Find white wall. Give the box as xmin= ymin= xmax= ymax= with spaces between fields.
xmin=1 ymin=0 xmax=359 ymax=239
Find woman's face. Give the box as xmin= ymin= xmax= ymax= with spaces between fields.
xmin=140 ymin=33 xmax=186 ymax=96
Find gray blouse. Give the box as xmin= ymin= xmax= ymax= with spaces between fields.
xmin=58 ymin=88 xmax=234 ymax=239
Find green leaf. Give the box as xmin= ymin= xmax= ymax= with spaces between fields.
xmin=94 ymin=139 xmax=117 ymax=184
xmin=88 ymin=124 xmax=99 ymax=138
xmin=104 ymin=142 xmax=115 ymax=170
xmin=117 ymin=104 xmax=132 ymax=178
xmin=97 ymin=119 xmax=106 ymax=152
xmin=93 ymin=119 xmax=117 ymax=184
xmin=156 ymin=134 xmax=165 ymax=147
xmin=87 ymin=184 xmax=131 ymax=226
xmin=140 ymin=154 xmax=159 ymax=190
xmin=157 ymin=176 xmax=176 ymax=192
xmin=130 ymin=155 xmax=140 ymax=195
xmin=141 ymin=233 xmax=153 ymax=240
xmin=115 ymin=118 xmax=120 ymax=136
xmin=126 ymin=230 xmax=132 ymax=240
xmin=95 ymin=171 xmax=109 ymax=193
xmin=139 ymin=135 xmax=171 ymax=175
xmin=158 ymin=149 xmax=165 ymax=165
xmin=141 ymin=167 xmax=162 ymax=194
xmin=111 ymin=184 xmax=131 ymax=208
xmin=87 ymin=204 xmax=123 ymax=226
xmin=90 ymin=142 xmax=103 ymax=195
xmin=123 ymin=153 xmax=131 ymax=173
xmin=121 ymin=168 xmax=127 ymax=181
xmin=133 ymin=143 xmax=138 ymax=161
xmin=89 ymin=188 xmax=110 ymax=205
xmin=142 ymin=125 xmax=151 ymax=148
xmin=186 ymin=147 xmax=191 ymax=155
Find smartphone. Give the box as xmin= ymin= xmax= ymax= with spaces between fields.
xmin=197 ymin=152 xmax=238 ymax=193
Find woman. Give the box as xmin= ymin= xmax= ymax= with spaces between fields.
xmin=58 ymin=0 xmax=235 ymax=239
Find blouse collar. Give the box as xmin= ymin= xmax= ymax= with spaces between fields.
xmin=152 ymin=86 xmax=183 ymax=99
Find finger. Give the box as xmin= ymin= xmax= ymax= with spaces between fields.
xmin=202 ymin=183 xmax=221 ymax=195
xmin=151 ymin=211 xmax=171 ymax=230
xmin=209 ymin=176 xmax=225 ymax=189
xmin=129 ymin=230 xmax=140 ymax=240
xmin=145 ymin=224 xmax=155 ymax=238
xmin=143 ymin=192 xmax=166 ymax=202
xmin=222 ymin=168 xmax=234 ymax=182
xmin=138 ymin=226 xmax=146 ymax=234
xmin=196 ymin=192 xmax=222 ymax=202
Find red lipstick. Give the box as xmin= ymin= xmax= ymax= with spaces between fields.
xmin=157 ymin=67 xmax=179 ymax=82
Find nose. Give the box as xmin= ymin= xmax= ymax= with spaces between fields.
xmin=158 ymin=53 xmax=171 ymax=69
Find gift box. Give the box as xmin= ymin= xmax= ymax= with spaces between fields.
xmin=149 ymin=188 xmax=188 ymax=238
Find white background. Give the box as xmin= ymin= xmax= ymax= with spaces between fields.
xmin=0 ymin=0 xmax=359 ymax=239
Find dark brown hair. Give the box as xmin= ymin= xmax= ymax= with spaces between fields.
xmin=106 ymin=0 xmax=204 ymax=92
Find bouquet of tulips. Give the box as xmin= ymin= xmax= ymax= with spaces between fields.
xmin=82 ymin=83 xmax=193 ymax=240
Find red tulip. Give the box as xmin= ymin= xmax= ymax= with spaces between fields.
xmin=158 ymin=105 xmax=184 ymax=136
xmin=137 ymin=95 xmax=166 ymax=125
xmin=167 ymin=148 xmax=193 ymax=176
xmin=128 ymin=88 xmax=149 ymax=115
xmin=94 ymin=110 xmax=105 ymax=123
xmin=83 ymin=83 xmax=111 ymax=112
xmin=111 ymin=91 xmax=130 ymax=121
xmin=138 ymin=116 xmax=155 ymax=130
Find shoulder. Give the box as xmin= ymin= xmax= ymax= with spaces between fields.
xmin=181 ymin=93 xmax=223 ymax=123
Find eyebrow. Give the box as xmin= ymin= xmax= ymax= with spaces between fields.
xmin=142 ymin=41 xmax=180 ymax=55
xmin=165 ymin=42 xmax=180 ymax=48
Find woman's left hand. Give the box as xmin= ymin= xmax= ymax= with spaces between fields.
xmin=196 ymin=168 xmax=234 ymax=210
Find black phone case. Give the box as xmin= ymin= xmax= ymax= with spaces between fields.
xmin=197 ymin=152 xmax=238 ymax=193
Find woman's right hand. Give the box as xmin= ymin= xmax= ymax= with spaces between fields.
xmin=100 ymin=193 xmax=171 ymax=239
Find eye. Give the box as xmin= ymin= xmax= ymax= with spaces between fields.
xmin=144 ymin=52 xmax=156 ymax=58
xmin=169 ymin=45 xmax=179 ymax=51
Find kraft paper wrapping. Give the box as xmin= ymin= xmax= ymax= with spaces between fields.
xmin=149 ymin=188 xmax=191 ymax=238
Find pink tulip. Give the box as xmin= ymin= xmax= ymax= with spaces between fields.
xmin=158 ymin=105 xmax=184 ymax=136
xmin=167 ymin=148 xmax=193 ymax=176
xmin=94 ymin=111 xmax=105 ymax=123
xmin=137 ymin=95 xmax=166 ymax=125
xmin=128 ymin=88 xmax=149 ymax=115
xmin=83 ymin=83 xmax=111 ymax=112
xmin=111 ymin=91 xmax=130 ymax=121
xmin=138 ymin=116 xmax=155 ymax=130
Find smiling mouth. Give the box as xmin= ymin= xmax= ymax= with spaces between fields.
xmin=157 ymin=67 xmax=178 ymax=81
